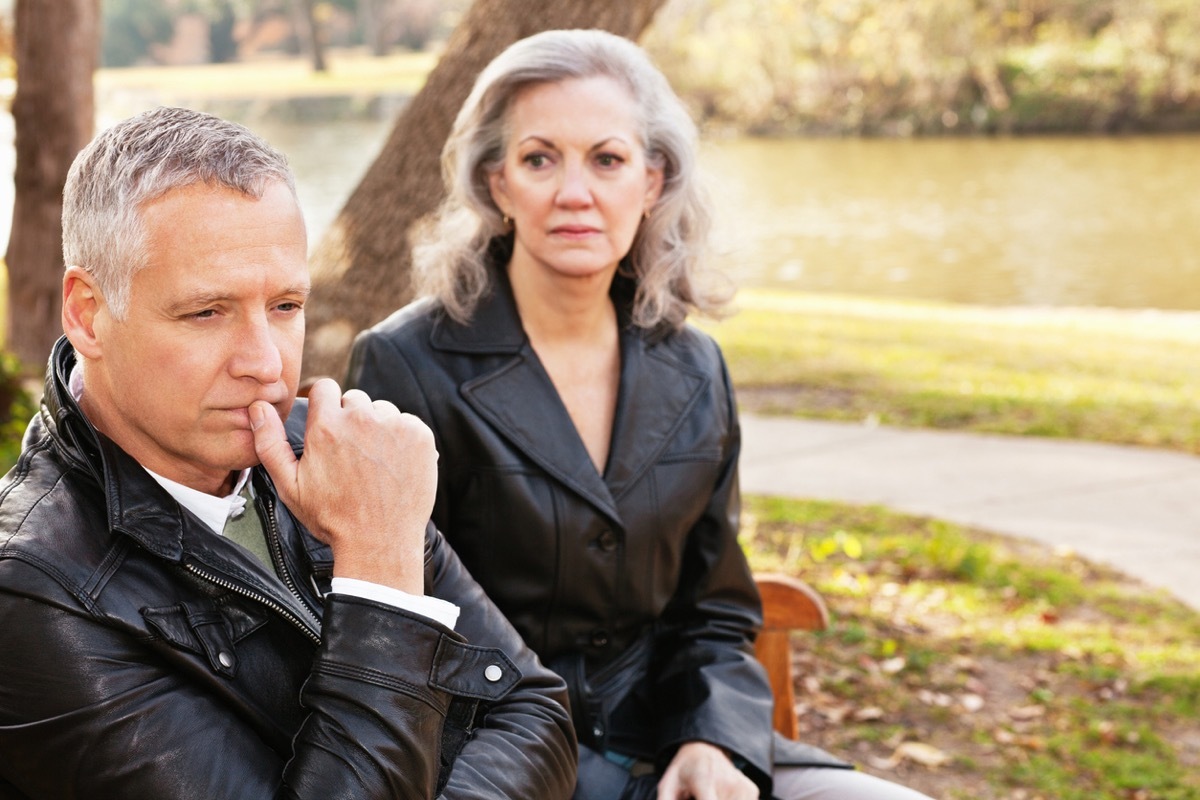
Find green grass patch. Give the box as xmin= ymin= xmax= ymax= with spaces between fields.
xmin=742 ymin=495 xmax=1200 ymax=799
xmin=702 ymin=289 xmax=1200 ymax=453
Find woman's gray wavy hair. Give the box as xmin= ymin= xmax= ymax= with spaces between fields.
xmin=414 ymin=28 xmax=726 ymax=331
xmin=62 ymin=106 xmax=297 ymax=319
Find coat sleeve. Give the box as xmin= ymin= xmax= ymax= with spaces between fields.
xmin=650 ymin=347 xmax=778 ymax=794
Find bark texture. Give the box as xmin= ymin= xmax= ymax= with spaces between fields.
xmin=302 ymin=0 xmax=669 ymax=379
xmin=6 ymin=0 xmax=98 ymax=370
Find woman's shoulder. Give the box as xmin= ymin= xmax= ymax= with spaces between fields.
xmin=356 ymin=297 xmax=443 ymax=350
xmin=653 ymin=321 xmax=727 ymax=369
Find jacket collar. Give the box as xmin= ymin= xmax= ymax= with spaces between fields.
xmin=430 ymin=265 xmax=708 ymax=525
xmin=43 ymin=337 xmax=191 ymax=560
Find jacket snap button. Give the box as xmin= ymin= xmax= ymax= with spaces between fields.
xmin=484 ymin=664 xmax=503 ymax=682
xmin=590 ymin=629 xmax=609 ymax=648
xmin=218 ymin=651 xmax=234 ymax=669
xmin=596 ymin=530 xmax=617 ymax=552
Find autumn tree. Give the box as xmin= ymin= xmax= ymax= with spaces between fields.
xmin=302 ymin=0 xmax=670 ymax=379
xmin=6 ymin=0 xmax=99 ymax=370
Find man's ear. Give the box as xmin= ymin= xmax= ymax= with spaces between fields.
xmin=62 ymin=266 xmax=105 ymax=359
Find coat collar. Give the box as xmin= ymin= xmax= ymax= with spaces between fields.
xmin=430 ymin=267 xmax=709 ymax=526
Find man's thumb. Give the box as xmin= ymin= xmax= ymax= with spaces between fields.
xmin=249 ymin=401 xmax=297 ymax=487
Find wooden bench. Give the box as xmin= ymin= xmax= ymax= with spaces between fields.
xmin=753 ymin=574 xmax=829 ymax=739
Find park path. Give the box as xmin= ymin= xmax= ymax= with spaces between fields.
xmin=739 ymin=414 xmax=1200 ymax=612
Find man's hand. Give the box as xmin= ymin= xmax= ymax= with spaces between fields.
xmin=249 ymin=378 xmax=436 ymax=594
xmin=657 ymin=741 xmax=757 ymax=800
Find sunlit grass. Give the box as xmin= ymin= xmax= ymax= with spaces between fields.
xmin=95 ymin=48 xmax=436 ymax=100
xmin=741 ymin=495 xmax=1200 ymax=799
xmin=702 ymin=288 xmax=1200 ymax=452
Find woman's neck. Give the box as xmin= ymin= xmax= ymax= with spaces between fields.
xmin=507 ymin=261 xmax=619 ymax=345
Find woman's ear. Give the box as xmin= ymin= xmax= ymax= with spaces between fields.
xmin=487 ymin=168 xmax=511 ymax=220
xmin=644 ymin=162 xmax=665 ymax=214
xmin=62 ymin=266 xmax=104 ymax=359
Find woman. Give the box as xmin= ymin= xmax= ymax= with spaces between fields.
xmin=348 ymin=29 xmax=931 ymax=800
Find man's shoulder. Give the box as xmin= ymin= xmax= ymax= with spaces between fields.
xmin=0 ymin=446 xmax=113 ymax=599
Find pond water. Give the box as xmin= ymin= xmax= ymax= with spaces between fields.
xmin=6 ymin=113 xmax=1200 ymax=311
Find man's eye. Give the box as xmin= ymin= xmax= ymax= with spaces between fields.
xmin=190 ymin=309 xmax=217 ymax=319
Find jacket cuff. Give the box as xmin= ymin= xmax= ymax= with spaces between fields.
xmin=319 ymin=594 xmax=520 ymax=708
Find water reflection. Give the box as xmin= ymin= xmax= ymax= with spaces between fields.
xmin=4 ymin=112 xmax=1199 ymax=311
xmin=699 ymin=135 xmax=1200 ymax=310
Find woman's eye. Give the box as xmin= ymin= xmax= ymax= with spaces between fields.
xmin=597 ymin=154 xmax=621 ymax=167
xmin=524 ymin=153 xmax=548 ymax=168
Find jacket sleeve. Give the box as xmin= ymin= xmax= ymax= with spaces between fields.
xmin=650 ymin=350 xmax=778 ymax=793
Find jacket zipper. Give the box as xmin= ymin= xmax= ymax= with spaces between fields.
xmin=184 ymin=492 xmax=323 ymax=646
xmin=184 ymin=560 xmax=322 ymax=645
xmin=260 ymin=493 xmax=322 ymax=627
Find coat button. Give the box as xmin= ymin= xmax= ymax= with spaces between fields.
xmin=590 ymin=629 xmax=610 ymax=648
xmin=484 ymin=664 xmax=503 ymax=682
xmin=218 ymin=651 xmax=234 ymax=669
xmin=595 ymin=529 xmax=618 ymax=552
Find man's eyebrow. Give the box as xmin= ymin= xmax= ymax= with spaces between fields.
xmin=164 ymin=284 xmax=312 ymax=315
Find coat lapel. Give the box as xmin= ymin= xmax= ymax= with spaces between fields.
xmin=434 ymin=270 xmax=710 ymax=524
xmin=434 ymin=278 xmax=621 ymax=523
xmin=604 ymin=328 xmax=709 ymax=501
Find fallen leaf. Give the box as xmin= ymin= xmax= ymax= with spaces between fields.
xmin=959 ymin=693 xmax=985 ymax=713
xmin=1008 ymin=704 xmax=1046 ymax=721
xmin=872 ymin=741 xmax=952 ymax=770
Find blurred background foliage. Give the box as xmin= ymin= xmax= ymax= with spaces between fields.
xmin=641 ymin=0 xmax=1200 ymax=135
xmin=57 ymin=0 xmax=1200 ymax=135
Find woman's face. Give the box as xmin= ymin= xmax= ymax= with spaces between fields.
xmin=488 ymin=75 xmax=664 ymax=286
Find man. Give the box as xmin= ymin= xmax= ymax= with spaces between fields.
xmin=0 ymin=106 xmax=576 ymax=798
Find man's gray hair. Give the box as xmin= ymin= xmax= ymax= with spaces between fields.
xmin=414 ymin=28 xmax=725 ymax=332
xmin=62 ymin=106 xmax=297 ymax=318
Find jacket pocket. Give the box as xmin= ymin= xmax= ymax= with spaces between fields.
xmin=142 ymin=599 xmax=269 ymax=678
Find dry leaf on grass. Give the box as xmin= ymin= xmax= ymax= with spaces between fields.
xmin=870 ymin=741 xmax=952 ymax=770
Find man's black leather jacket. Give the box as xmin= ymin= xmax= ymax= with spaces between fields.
xmin=0 ymin=338 xmax=577 ymax=799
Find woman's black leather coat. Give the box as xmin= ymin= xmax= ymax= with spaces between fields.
xmin=347 ymin=272 xmax=846 ymax=794
xmin=0 ymin=338 xmax=576 ymax=799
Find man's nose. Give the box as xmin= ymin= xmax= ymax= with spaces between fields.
xmin=230 ymin=315 xmax=284 ymax=383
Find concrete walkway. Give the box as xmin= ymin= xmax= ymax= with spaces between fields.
xmin=739 ymin=415 xmax=1200 ymax=612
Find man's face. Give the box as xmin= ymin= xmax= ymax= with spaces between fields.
xmin=79 ymin=180 xmax=309 ymax=495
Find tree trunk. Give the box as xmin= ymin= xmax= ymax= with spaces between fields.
xmin=358 ymin=0 xmax=390 ymax=57
xmin=292 ymin=0 xmax=328 ymax=73
xmin=6 ymin=0 xmax=98 ymax=371
xmin=302 ymin=0 xmax=669 ymax=380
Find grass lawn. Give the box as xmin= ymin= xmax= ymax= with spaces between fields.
xmin=702 ymin=289 xmax=1200 ymax=454
xmin=744 ymin=495 xmax=1200 ymax=799
xmin=96 ymin=49 xmax=436 ymax=100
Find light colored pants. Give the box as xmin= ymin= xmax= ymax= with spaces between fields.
xmin=773 ymin=765 xmax=934 ymax=800
xmin=575 ymin=746 xmax=935 ymax=800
